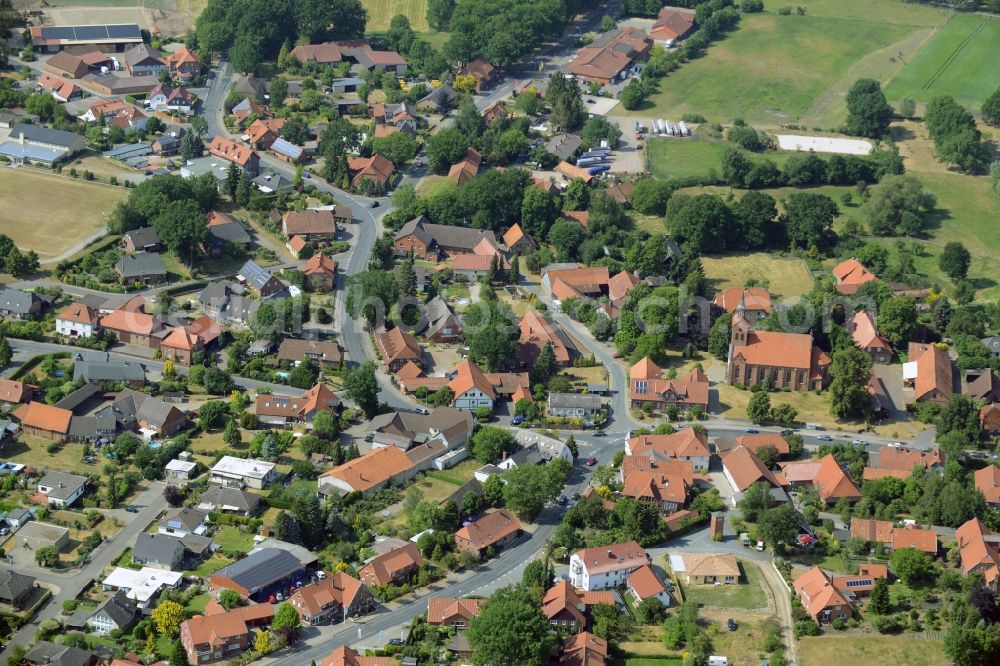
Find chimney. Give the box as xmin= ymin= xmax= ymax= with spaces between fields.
xmin=18 ymin=132 xmax=25 ymax=145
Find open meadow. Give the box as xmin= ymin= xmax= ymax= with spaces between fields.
xmin=0 ymin=168 xmax=126 ymax=261
xmin=797 ymin=636 xmax=948 ymax=666
xmin=362 ymin=0 xmax=430 ymax=31
xmin=700 ymin=252 xmax=813 ymax=301
xmin=628 ymin=0 xmax=946 ymax=126
xmin=884 ymin=14 xmax=1000 ymax=109
xmin=647 ymin=138 xmax=795 ymax=181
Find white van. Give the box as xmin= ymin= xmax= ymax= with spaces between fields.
xmin=805 ymin=422 xmax=824 ymax=430
xmin=708 ymin=657 xmax=729 ymax=666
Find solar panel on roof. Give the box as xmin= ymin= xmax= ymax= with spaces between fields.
xmin=845 ymin=579 xmax=872 ymax=588
xmin=107 ymin=24 xmax=142 ymax=39
xmin=44 ymin=27 xmax=76 ymax=40
xmin=75 ymin=25 xmax=109 ymax=40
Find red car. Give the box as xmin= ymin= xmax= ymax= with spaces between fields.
xmin=585 ymin=457 xmax=598 ymax=466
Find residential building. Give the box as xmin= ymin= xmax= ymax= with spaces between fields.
xmin=519 ymin=310 xmax=576 ymax=367
xmin=542 ymin=581 xmax=613 ymax=632
xmin=503 ymin=223 xmax=536 ymax=254
xmin=99 ymin=296 xmax=167 ymax=348
xmin=778 ymin=454 xmax=861 ymax=504
xmin=414 ymin=296 xmax=463 ymax=342
xmin=982 ymin=404 xmax=1000 ymax=436
xmin=45 ymin=50 xmax=90 ymax=78
xmin=451 ymin=238 xmax=509 ymax=280
xmin=96 ymin=389 xmax=185 ymax=436
xmin=0 ymin=379 xmax=31 ymax=408
xmin=282 ymin=209 xmax=341 ymax=242
xmin=354 ymin=49 xmax=408 ymax=74
xmin=713 ymin=433 xmax=791 ymax=458
xmin=160 ymin=317 xmax=221 ymax=366
xmin=14 ymin=402 xmax=73 ymax=442
xmin=276 ymin=338 xmax=343 ymax=369
xmin=87 ymin=589 xmax=139 ymax=635
xmin=0 ymin=123 xmax=85 ymax=165
xmin=291 ymin=42 xmax=346 ymax=66
xmin=210 ymin=547 xmax=308 ymax=601
xmin=0 ymin=287 xmax=42 ymax=320
xmin=541 ymin=265 xmax=614 ymax=308
xmin=165 ymin=459 xmax=198 ymax=485
xmin=560 ymin=632 xmax=608 ymax=666
xmin=303 ymin=253 xmax=337 ymax=290
xmin=147 ymin=83 xmax=194 ymax=114
xmin=321 ymin=646 xmax=390 ymax=666
xmin=482 ymin=99 xmax=509 ymax=123
xmin=102 ymin=566 xmax=182 ymax=608
xmin=132 ymin=533 xmax=185 ymax=570
xmin=115 ymin=252 xmax=167 ymax=285
xmin=357 ymin=542 xmax=423 ymax=587
xmin=347 ymin=154 xmax=395 ymax=191
xmin=36 ymin=72 xmax=82 ymax=101
xmin=124 ymin=44 xmax=166 ymax=76
xmin=449 ymin=359 xmax=496 ymax=411
xmin=208 ymin=136 xmax=260 ymax=176
xmin=254 ymin=382 xmax=340 ymax=426
xmin=569 ymin=541 xmax=649 ymax=591
xmin=180 ymin=610 xmax=251 ymax=665
xmin=850 ymin=518 xmax=938 ymax=555
xmin=210 ymin=456 xmax=278 ymax=490
xmin=627 ymin=564 xmax=670 ymax=605
xmin=566 ymin=27 xmax=652 ymax=86
xmin=289 ymin=572 xmax=374 ymax=625
xmin=712 ymin=287 xmax=772 ymax=322
xmin=376 ymin=327 xmax=423 ymax=372
xmin=904 ymin=343 xmax=953 ymax=405
xmin=833 ymin=257 xmax=878 ymax=295
xmin=427 ymin=597 xmax=486 ymax=627
xmin=159 ymin=507 xmax=209 ymax=538
xmin=238 ymin=260 xmax=285 ymax=298
xmin=605 ymin=181 xmax=635 ymax=208
xmin=650 ymin=6 xmax=696 ymax=46
xmin=167 ymin=45 xmax=201 ymax=80
xmin=56 ymin=303 xmax=101 ymax=338
xmin=628 ymin=357 xmax=709 ymax=412
xmin=621 ymin=457 xmax=692 ymax=513
xmin=15 ymin=522 xmax=69 ymax=552
xmin=22 ymin=642 xmax=97 ymax=666
xmin=982 ymin=335 xmax=1000 ymax=359
xmin=0 ymin=569 xmax=35 ymax=610
xmin=392 ymin=216 xmax=497 ymax=260
xmin=318 ymin=447 xmax=416 ymax=497
xmin=794 ymin=566 xmax=853 ymax=623
xmin=453 ymin=509 xmax=522 ymax=555
xmin=197 ymin=486 xmax=261 ymax=517
xmin=448 ymin=147 xmax=483 ymax=185
xmin=625 ymin=427 xmax=711 ymax=472
xmin=956 ymin=517 xmax=1000 ymax=590
xmin=848 ymin=310 xmax=892 ymax=363
xmin=36 ymin=472 xmax=86 ymax=508
xmin=417 ymin=84 xmax=458 ymax=113
xmin=671 ymin=552 xmax=740 ymax=585
xmin=965 ymin=368 xmax=1000 ymax=403
xmin=721 ymin=445 xmax=789 ymax=505
xmin=728 ymin=307 xmax=830 ymax=391
xmin=863 ymin=445 xmax=943 ymax=481
xmin=204 ymin=211 xmax=252 ymax=257
xmin=547 ymin=393 xmax=603 ymax=418
xmin=368 ymin=407 xmax=474 ymax=454
xmin=458 ymin=58 xmax=500 ymax=91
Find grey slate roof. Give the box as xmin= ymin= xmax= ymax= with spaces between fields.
xmin=0 ymin=568 xmax=34 ymax=601
xmin=212 ymin=547 xmax=304 ymax=593
xmin=115 ymin=251 xmax=166 ymax=279
xmin=9 ymin=123 xmax=83 ymax=149
xmin=73 ymin=352 xmax=146 ymax=384
xmin=546 ymin=133 xmax=583 ymax=160
xmin=133 ymin=533 xmax=184 ymax=568
xmin=418 ymin=84 xmax=458 ymax=110
xmin=90 ymin=589 xmax=139 ymax=628
xmin=208 ymin=220 xmax=253 ymax=245
xmin=547 ymin=392 xmax=603 ymax=410
xmin=54 ymin=383 xmax=103 ymax=412
xmin=97 ymin=388 xmax=179 ymax=429
xmin=198 ymin=485 xmax=261 ymax=514
xmin=393 ymin=216 xmax=497 ymax=253
xmin=0 ymin=287 xmax=40 ymax=316
xmin=67 ymin=415 xmax=118 ymax=440
xmin=122 ymin=226 xmax=160 ymax=248
xmin=159 ymin=506 xmax=207 ymax=533
xmin=22 ymin=641 xmax=96 ymax=666
xmin=38 ymin=471 xmax=87 ymax=502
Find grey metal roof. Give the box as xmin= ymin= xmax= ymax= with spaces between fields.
xmin=212 ymin=547 xmax=305 ymax=593
xmin=270 ymin=137 xmax=304 ymax=159
xmin=115 ymin=251 xmax=166 ymax=278
xmin=9 ymin=123 xmax=83 ymax=149
xmin=55 ymin=383 xmax=103 ymax=412
xmin=133 ymin=533 xmax=184 ymax=567
xmin=0 ymin=141 xmax=66 ymax=163
xmin=124 ymin=43 xmax=164 ymax=67
xmin=104 ymin=142 xmax=151 ymax=159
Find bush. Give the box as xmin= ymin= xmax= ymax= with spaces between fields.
xmin=793 ymin=620 xmax=821 ymax=638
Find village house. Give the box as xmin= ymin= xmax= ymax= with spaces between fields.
xmin=417 ymin=84 xmax=458 ymax=113
xmin=160 ymin=317 xmax=220 ymax=366
xmin=559 ymin=633 xmax=608 ymax=666
xmin=209 ymin=136 xmax=259 ymax=176
xmin=36 ymin=72 xmax=82 ymax=101
xmin=0 ymin=124 xmax=86 ymax=165
xmin=288 ymin=572 xmax=374 ymax=625
xmin=448 ymin=148 xmax=483 ymax=185
xmin=99 ymin=389 xmax=187 ymax=437
xmin=542 ymin=580 xmax=614 ymax=632
xmin=0 ymin=569 xmax=35 ymax=611
xmin=167 ymin=45 xmax=201 ymax=80
xmin=848 ymin=310 xmax=892 ymax=363
xmin=282 ymin=209 xmax=342 ymax=243
xmin=904 ymin=343 xmax=954 ymax=405
xmin=303 ymin=253 xmax=337 ymax=291
xmin=629 ymin=357 xmax=710 ymax=413
xmin=566 ymin=27 xmax=652 ymax=86
xmin=165 ymin=459 xmax=198 ymax=485
xmin=0 ymin=379 xmax=31 ymax=409
xmin=982 ymin=402 xmax=1000 ymax=436
xmin=238 ymin=260 xmax=285 ymax=298
xmin=672 ymin=552 xmax=740 ymax=586
xmin=147 ymin=83 xmax=194 ymax=114
xmin=519 ymin=310 xmax=576 ymax=367
xmin=794 ymin=566 xmax=858 ymax=623
xmin=570 ymin=541 xmax=650 ymax=591
xmin=547 ymin=393 xmax=603 ymax=419
xmin=347 ymin=154 xmax=395 ymax=192
xmin=449 ymin=359 xmax=496 ymax=412
xmin=721 ymin=445 xmax=789 ymax=506
xmin=376 ymin=327 xmax=423 ymax=373
xmin=452 ymin=238 xmax=509 ymax=280
xmin=354 ymin=49 xmax=408 ymax=75
xmin=393 ymin=216 xmax=497 ymax=260
xmin=321 ymin=646 xmax=390 ymax=666
xmin=291 ymin=42 xmax=346 ymax=66
xmin=413 ymin=296 xmax=463 ymax=342
xmin=120 ymin=227 xmax=161 ymax=254
xmin=458 ymin=58 xmax=501 ymax=91
xmin=850 ymin=518 xmax=938 ymax=555
xmin=0 ymin=287 xmax=43 ymax=321
xmin=956 ymin=517 xmax=1000 ymax=590
xmin=197 ymin=486 xmax=261 ymax=517
xmin=779 ymin=454 xmax=861 ymax=504
xmin=714 ymin=432 xmax=791 ymax=458
xmin=209 ymin=456 xmax=277 ymax=490
xmin=22 ymin=642 xmax=97 ymax=666
xmin=115 ymin=252 xmax=167 ymax=286
xmin=45 ymin=50 xmax=90 ymax=78
xmin=357 ymin=542 xmax=423 ymax=587
xmin=728 ymin=306 xmax=831 ymax=391
xmin=625 ymin=427 xmax=711 ymax=472
xmin=713 ymin=287 xmax=772 ymax=322
xmin=650 ymin=6 xmax=696 ymax=46
xmin=540 ymin=265 xmax=614 ymax=310
xmin=503 ymin=223 xmax=536 ymax=254
xmin=627 ymin=564 xmax=671 ymax=606
xmin=620 ymin=458 xmax=692 ymax=513
xmin=180 ymin=610 xmax=252 ymax=665
xmin=245 ymin=117 xmax=285 ymax=149
xmin=132 ymin=533 xmax=185 ymax=571
xmin=124 ymin=44 xmax=166 ymax=76
xmin=14 ymin=402 xmax=73 ymax=442
xmin=965 ymin=368 xmax=1000 ymax=403
xmin=55 ymin=303 xmax=101 ymax=338
xmin=427 ymin=597 xmax=486 ymax=628
xmin=863 ymin=445 xmax=943 ymax=481
xmin=454 ymin=509 xmax=523 ymax=555
xmin=833 ymin=257 xmax=878 ymax=295
xmin=254 ymin=382 xmax=340 ymax=427
xmin=36 ymin=471 xmax=88 ymax=507
xmin=276 ymin=338 xmax=343 ymax=369
xmin=318 ymin=446 xmax=416 ymax=498
xmin=72 ymin=351 xmax=146 ymax=386
xmin=204 ymin=211 xmax=253 ymax=257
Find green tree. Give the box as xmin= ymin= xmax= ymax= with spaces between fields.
xmin=273 ymin=602 xmax=301 ymax=635
xmin=35 ymin=545 xmax=59 ymax=567
xmin=468 ymin=585 xmax=555 ymax=666
xmin=939 ymin=241 xmax=972 ymax=282
xmin=707 ymin=315 xmax=732 ymax=360
xmin=671 ymin=194 xmax=731 ymax=253
xmin=522 ymin=559 xmax=551 ymax=591
xmin=878 ymin=296 xmax=917 ymax=348
xmin=426 ymin=127 xmax=469 ymax=173
xmin=546 ymin=72 xmax=585 ymax=131
xmin=427 ymin=0 xmax=456 ymax=30
xmin=747 ymin=391 xmax=771 ymax=424
xmin=471 ymin=426 xmax=517 ymax=464
xmin=867 ymin=174 xmax=936 ymax=237
xmin=984 ymin=86 xmax=1000 ymax=126
xmin=344 ymin=361 xmax=379 ymax=417
xmin=770 ymin=404 xmax=797 ymax=428
xmin=898 ymin=96 xmax=917 ymax=119
xmin=630 ymin=178 xmax=672 ymax=216
xmin=759 ymin=503 xmax=800 ymax=548
xmin=0 ymin=335 xmax=12 ymax=367
xmin=845 ymin=78 xmax=893 ymax=138
xmin=784 ymin=192 xmax=838 ymax=250
xmin=562 ymin=178 xmax=590 ymax=211
xmin=828 ymin=346 xmax=874 ymax=418
xmin=547 ymin=218 xmax=585 ymax=261
xmin=869 ymin=576 xmax=890 ymax=614
xmin=223 ymin=418 xmax=242 ymax=447
xmin=198 ymin=400 xmax=227 ymax=430
xmin=152 ymin=599 xmax=185 ymax=636
xmin=503 ymin=459 xmax=569 ymax=519
xmin=890 ymin=547 xmax=936 ymax=586
xmin=482 ymin=473 xmax=505 ymax=507
xmin=531 ymin=341 xmax=558 ymax=385
xmin=520 ymin=187 xmax=560 ymax=239
xmin=218 ymin=589 xmax=242 ymax=610
xmin=346 ymin=270 xmax=399 ymax=328
xmin=739 ymin=481 xmax=772 ymax=522
xmin=510 ymin=255 xmax=521 ymax=284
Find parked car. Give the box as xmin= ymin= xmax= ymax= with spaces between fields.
xmin=370 ymin=200 xmax=380 ymax=207
xmin=572 ymin=492 xmax=581 ymax=501
xmin=592 ymin=430 xmax=605 ymax=437
xmin=744 ymin=427 xmax=759 ymax=434
xmin=511 ymin=414 xmax=525 ymax=426
xmin=816 ymin=434 xmax=833 ymax=441
xmin=852 ymin=439 xmax=868 ymax=445
xmin=889 ymin=442 xmax=903 ymax=448
xmin=387 ymin=638 xmax=403 ymax=646
xmin=727 ymin=618 xmax=738 ymax=632
xmin=586 ymin=457 xmax=598 ymax=466
xmin=558 ymin=496 xmax=568 ymax=505
xmin=756 ymin=541 xmax=765 ymax=552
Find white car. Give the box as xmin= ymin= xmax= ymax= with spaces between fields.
xmin=852 ymin=439 xmax=868 ymax=445
xmin=756 ymin=541 xmax=765 ymax=552
xmin=889 ymin=442 xmax=903 ymax=448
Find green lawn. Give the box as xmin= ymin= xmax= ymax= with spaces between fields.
xmin=681 ymin=561 xmax=770 ymax=609
xmin=701 ymin=252 xmax=814 ymax=301
xmin=186 ymin=592 xmax=212 ymax=613
xmin=363 ymin=0 xmax=430 ymax=31
xmin=885 ymin=14 xmax=1000 ymax=108
xmin=630 ymin=1 xmax=940 ymax=124
xmin=213 ymin=526 xmax=255 ymax=554
xmin=647 ymin=139 xmax=792 ymax=181
xmin=189 ymin=553 xmax=232 ymax=577
xmin=797 ymin=636 xmax=947 ymax=666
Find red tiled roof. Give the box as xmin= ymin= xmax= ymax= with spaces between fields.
xmin=209 ymin=136 xmax=257 ymax=167
xmin=321 ymin=646 xmax=389 ymax=666
xmin=57 ymin=302 xmax=99 ymax=325
xmin=975 ymin=465 xmax=1000 ymax=504
xmin=13 ymin=401 xmax=73 ymax=434
xmin=376 ymin=327 xmax=422 ymax=366
xmin=956 ymin=518 xmax=1000 ymax=584
xmin=0 ymin=379 xmax=29 ymax=404
xmin=449 ymin=359 xmax=495 ymax=400
xmin=722 ymin=445 xmax=783 ymax=492
xmin=793 ymin=566 xmax=851 ymax=621
xmin=426 ymin=597 xmax=486 ymax=624
xmin=454 ymin=508 xmax=521 ymax=550
xmin=320 ymin=447 xmax=414 ymax=494
xmin=713 ymin=287 xmax=772 ymax=314
xmin=627 ymin=564 xmax=667 ymax=600
xmin=627 ymin=427 xmax=710 ymax=460
xmin=833 ymin=258 xmax=877 ymax=294
xmin=572 ymin=541 xmax=648 ymax=576
xmin=891 ymin=524 xmax=938 ymax=554
xmin=912 ymin=344 xmax=953 ymax=402
xmin=357 ymin=543 xmax=423 ymax=587
xmin=848 ymin=310 xmax=891 ymax=351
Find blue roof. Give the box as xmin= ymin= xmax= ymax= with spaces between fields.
xmin=0 ymin=141 xmax=65 ymax=163
xmin=269 ymin=138 xmax=303 ymax=159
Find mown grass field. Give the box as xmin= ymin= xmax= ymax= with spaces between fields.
xmin=647 ymin=139 xmax=793 ymax=181
xmin=630 ymin=0 xmax=944 ymax=125
xmin=0 ymin=168 xmax=125 ymax=261
xmin=884 ymin=14 xmax=1000 ymax=108
xmin=363 ymin=0 xmax=430 ymax=32
xmin=700 ymin=252 xmax=814 ymax=301
xmin=797 ymin=636 xmax=948 ymax=666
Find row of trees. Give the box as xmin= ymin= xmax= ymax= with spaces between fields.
xmin=925 ymin=95 xmax=991 ymax=173
xmin=720 ymin=144 xmax=903 ymax=191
